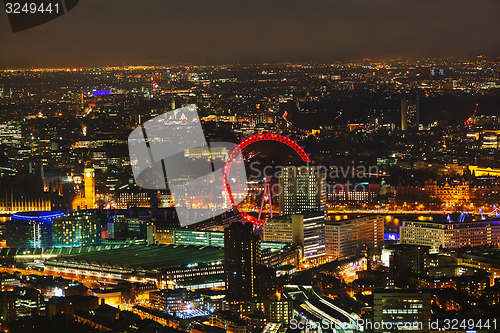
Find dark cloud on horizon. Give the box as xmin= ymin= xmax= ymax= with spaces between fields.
xmin=1 ymin=0 xmax=500 ymax=67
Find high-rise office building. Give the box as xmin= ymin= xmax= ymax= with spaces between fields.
xmin=408 ymin=95 xmax=420 ymax=129
xmin=52 ymin=212 xmax=101 ymax=248
xmin=401 ymin=98 xmax=408 ymax=131
xmin=224 ymin=222 xmax=261 ymax=301
xmin=278 ymin=166 xmax=326 ymax=216
xmin=263 ymin=210 xmax=326 ymax=260
xmin=6 ymin=211 xmax=65 ymax=248
xmin=401 ymin=96 xmax=419 ymax=131
xmin=325 ymin=215 xmax=384 ymax=260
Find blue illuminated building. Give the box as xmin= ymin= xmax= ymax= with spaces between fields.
xmin=384 ymin=233 xmax=400 ymax=241
xmin=6 ymin=211 xmax=65 ymax=248
xmin=92 ymin=89 xmax=111 ymax=96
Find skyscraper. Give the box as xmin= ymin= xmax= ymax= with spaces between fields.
xmin=408 ymin=95 xmax=420 ymax=129
xmin=224 ymin=221 xmax=261 ymax=301
xmin=278 ymin=166 xmax=326 ymax=216
xmin=401 ymin=96 xmax=420 ymax=131
xmin=401 ymin=98 xmax=408 ymax=131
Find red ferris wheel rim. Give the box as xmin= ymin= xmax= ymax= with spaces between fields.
xmin=223 ymin=132 xmax=311 ymax=225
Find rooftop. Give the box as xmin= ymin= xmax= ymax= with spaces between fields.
xmin=45 ymin=244 xmax=224 ymax=272
xmin=11 ymin=211 xmax=65 ymax=221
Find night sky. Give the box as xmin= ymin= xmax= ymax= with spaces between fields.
xmin=1 ymin=0 xmax=500 ymax=68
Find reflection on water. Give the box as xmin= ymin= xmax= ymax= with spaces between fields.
xmin=328 ymin=213 xmax=443 ymax=234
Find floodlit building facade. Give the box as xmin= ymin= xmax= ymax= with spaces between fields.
xmin=325 ymin=215 xmax=384 ymax=260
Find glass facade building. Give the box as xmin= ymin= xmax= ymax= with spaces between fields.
xmin=6 ymin=211 xmax=65 ymax=248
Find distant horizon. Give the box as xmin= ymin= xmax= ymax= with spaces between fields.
xmin=2 ymin=55 xmax=500 ymax=70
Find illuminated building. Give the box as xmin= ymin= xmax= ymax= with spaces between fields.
xmin=278 ymin=166 xmax=326 ymax=216
xmin=156 ymin=228 xmax=225 ymax=247
xmin=0 ymin=194 xmax=51 ymax=214
xmin=261 ymin=244 xmax=301 ymax=268
xmin=107 ymin=215 xmax=155 ymax=244
xmin=252 ymin=299 xmax=293 ymax=324
xmin=457 ymin=251 xmax=500 ymax=280
xmin=401 ymin=96 xmax=419 ymax=131
xmin=0 ymin=120 xmax=22 ymax=147
xmin=428 ymin=183 xmax=470 ymax=206
xmin=409 ymin=276 xmax=456 ymax=290
xmin=400 ymin=220 xmax=451 ymax=249
xmin=149 ymin=288 xmax=208 ymax=315
xmin=0 ymin=273 xmax=20 ymax=292
xmin=400 ymin=217 xmax=500 ymax=249
xmin=72 ymin=92 xmax=84 ymax=111
xmin=156 ymin=227 xmax=297 ymax=267
xmin=395 ymin=181 xmax=470 ymax=206
xmin=84 ymin=167 xmax=96 ymax=209
xmin=263 ymin=210 xmax=326 ymax=260
xmin=157 ymin=192 xmax=175 ymax=208
xmin=469 ymin=165 xmax=500 ymax=177
xmin=327 ymin=183 xmax=380 ymax=205
xmin=15 ymin=288 xmax=43 ymax=317
xmin=373 ymin=290 xmax=431 ymax=333
xmin=52 ymin=212 xmax=101 ymax=248
xmin=456 ymin=274 xmax=490 ymax=296
xmin=90 ymin=151 xmax=107 ymax=170
xmin=401 ymin=98 xmax=408 ymax=131
xmin=116 ymin=192 xmax=150 ymax=208
xmin=184 ymin=146 xmax=229 ymax=161
xmin=325 ymin=215 xmax=384 ymax=260
xmin=209 ymin=311 xmax=247 ymax=333
xmin=6 ymin=211 xmax=65 ymax=248
xmin=224 ymin=222 xmax=261 ymax=301
xmin=155 ymin=226 xmax=174 ymax=244
xmin=482 ymin=130 xmax=499 ymax=149
xmin=115 ymin=185 xmax=151 ymax=209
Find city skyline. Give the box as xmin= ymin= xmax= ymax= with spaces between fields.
xmin=2 ymin=2 xmax=500 ymax=327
